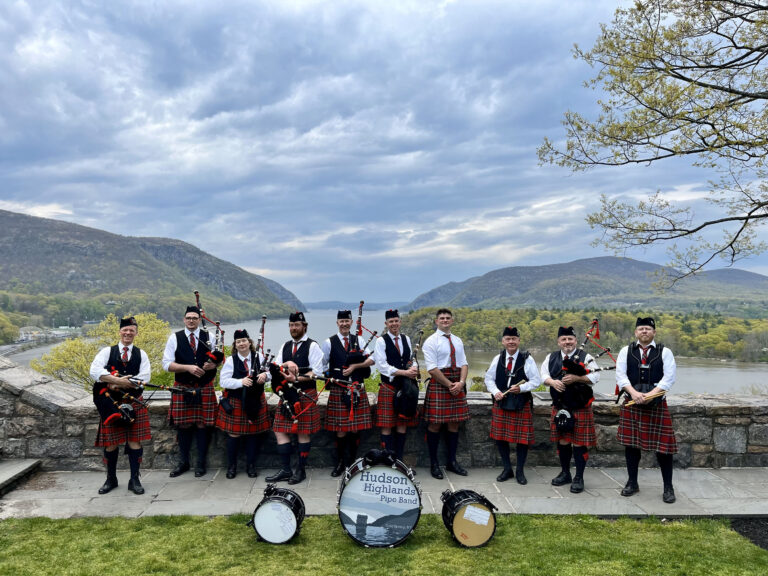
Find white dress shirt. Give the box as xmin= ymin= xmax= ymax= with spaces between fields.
xmin=90 ymin=343 xmax=151 ymax=383
xmin=484 ymin=350 xmax=541 ymax=395
xmin=616 ymin=340 xmax=676 ymax=392
xmin=374 ymin=332 xmax=413 ymax=380
xmin=422 ymin=329 xmax=468 ymax=371
xmin=162 ymin=327 xmax=209 ymax=371
xmin=321 ymin=333 xmax=369 ymax=373
xmin=540 ymin=350 xmax=600 ymax=386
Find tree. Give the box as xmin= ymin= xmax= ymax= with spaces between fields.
xmin=32 ymin=313 xmax=174 ymax=389
xmin=538 ymin=1 xmax=768 ymax=284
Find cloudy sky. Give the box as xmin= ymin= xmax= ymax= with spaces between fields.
xmin=1 ymin=0 xmax=760 ymax=303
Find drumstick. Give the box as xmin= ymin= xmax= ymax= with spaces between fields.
xmin=499 ymin=380 xmax=528 ymax=397
xmin=625 ymin=390 xmax=666 ymax=406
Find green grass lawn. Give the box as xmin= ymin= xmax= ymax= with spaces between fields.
xmin=1 ymin=515 xmax=766 ymax=576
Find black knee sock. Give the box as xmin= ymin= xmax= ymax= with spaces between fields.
xmin=195 ymin=427 xmax=208 ymax=467
xmin=426 ymin=430 xmax=440 ymax=465
xmin=558 ymin=443 xmax=573 ymax=474
xmin=496 ymin=440 xmax=511 ymax=469
xmin=177 ymin=428 xmax=193 ymax=465
xmin=625 ymin=446 xmax=642 ymax=484
xmin=380 ymin=433 xmax=394 ymax=452
xmin=297 ymin=442 xmax=311 ymax=470
xmin=347 ymin=433 xmax=360 ymax=462
xmin=334 ymin=436 xmax=346 ymax=464
xmin=277 ymin=442 xmax=292 ymax=471
xmin=104 ymin=448 xmax=118 ymax=479
xmin=226 ymin=436 xmax=239 ymax=469
xmin=447 ymin=431 xmax=460 ymax=463
xmin=573 ymin=446 xmax=588 ymax=479
xmin=126 ymin=446 xmax=143 ymax=479
xmin=515 ymin=444 xmax=528 ymax=471
xmin=656 ymin=452 xmax=674 ymax=487
xmin=245 ymin=434 xmax=261 ymax=466
xmin=394 ymin=432 xmax=407 ymax=461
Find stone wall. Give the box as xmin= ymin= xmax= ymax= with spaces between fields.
xmin=2 ymin=358 xmax=768 ymax=471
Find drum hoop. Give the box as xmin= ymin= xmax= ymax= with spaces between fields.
xmin=252 ymin=486 xmax=305 ymax=544
xmin=440 ymin=489 xmax=498 ymax=548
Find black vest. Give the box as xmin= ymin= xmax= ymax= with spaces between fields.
xmin=381 ymin=333 xmax=411 ymax=384
xmin=93 ymin=344 xmax=142 ymax=394
xmin=232 ymin=352 xmax=260 ymax=380
xmin=328 ymin=334 xmax=367 ymax=380
xmin=547 ymin=348 xmax=588 ymax=379
xmin=494 ymin=349 xmax=529 ymax=392
xmin=626 ymin=343 xmax=665 ymax=388
xmin=281 ymin=339 xmax=317 ymax=389
xmin=173 ymin=330 xmax=212 ymax=385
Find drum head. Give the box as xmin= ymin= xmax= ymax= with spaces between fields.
xmin=450 ymin=499 xmax=496 ymax=548
xmin=253 ymin=497 xmax=299 ymax=544
xmin=338 ymin=463 xmax=421 ymax=547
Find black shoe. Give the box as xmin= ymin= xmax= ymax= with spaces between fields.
xmin=265 ymin=469 xmax=292 ymax=483
xmin=226 ymin=465 xmax=237 ymax=479
xmin=551 ymin=470 xmax=572 ymax=486
xmin=169 ymin=462 xmax=190 ymax=478
xmin=446 ymin=461 xmax=468 ymax=476
xmin=515 ymin=469 xmax=527 ymax=485
xmin=430 ymin=463 xmax=444 ymax=480
xmin=496 ymin=468 xmax=513 ymax=482
xmin=128 ymin=476 xmax=145 ymax=495
xmin=247 ymin=464 xmax=258 ymax=479
xmin=288 ymin=467 xmax=306 ymax=485
xmin=663 ymin=485 xmax=676 ymax=504
xmin=330 ymin=460 xmax=345 ymax=478
xmin=621 ymin=481 xmax=639 ymax=497
xmin=570 ymin=476 xmax=584 ymax=493
xmin=194 ymin=466 xmax=207 ymax=478
xmin=98 ymin=476 xmax=118 ymax=495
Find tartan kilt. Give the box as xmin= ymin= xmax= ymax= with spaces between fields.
xmin=325 ymin=386 xmax=373 ymax=432
xmin=617 ymin=399 xmax=678 ymax=454
xmin=375 ymin=381 xmax=420 ymax=428
xmin=490 ymin=401 xmax=535 ymax=444
xmin=95 ymin=396 xmax=151 ymax=447
xmin=549 ymin=406 xmax=596 ymax=446
xmin=424 ymin=379 xmax=470 ymax=424
xmin=215 ymin=393 xmax=270 ymax=436
xmin=272 ymin=389 xmax=322 ymax=435
xmin=168 ymin=382 xmax=217 ymax=427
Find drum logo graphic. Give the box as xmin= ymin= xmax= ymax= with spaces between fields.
xmin=338 ymin=467 xmax=420 ymax=546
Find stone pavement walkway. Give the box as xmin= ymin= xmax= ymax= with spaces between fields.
xmin=1 ymin=466 xmax=766 ymax=520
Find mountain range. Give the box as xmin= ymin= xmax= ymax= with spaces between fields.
xmin=0 ymin=209 xmax=303 ymax=326
xmin=407 ymin=257 xmax=768 ymax=316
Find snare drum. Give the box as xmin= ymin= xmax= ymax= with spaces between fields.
xmin=440 ymin=489 xmax=498 ymax=548
xmin=337 ymin=450 xmax=422 ymax=548
xmin=248 ymin=484 xmax=305 ymax=544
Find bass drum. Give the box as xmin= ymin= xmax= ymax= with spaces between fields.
xmin=337 ymin=449 xmax=421 ymax=548
xmin=248 ymin=484 xmax=305 ymax=544
xmin=440 ymin=489 xmax=498 ymax=548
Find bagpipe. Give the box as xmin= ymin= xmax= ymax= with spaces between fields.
xmin=193 ymin=290 xmax=226 ymax=383
xmin=242 ymin=316 xmax=268 ymax=421
xmin=318 ymin=373 xmax=364 ymax=421
xmin=340 ymin=300 xmax=378 ymax=381
xmin=268 ymin=362 xmax=318 ymax=427
xmin=93 ymin=382 xmax=141 ymax=427
xmin=551 ymin=319 xmax=616 ymax=430
xmin=392 ymin=329 xmax=423 ymax=418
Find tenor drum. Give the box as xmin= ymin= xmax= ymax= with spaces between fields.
xmin=440 ymin=489 xmax=498 ymax=548
xmin=337 ymin=449 xmax=421 ymax=548
xmin=248 ymin=484 xmax=305 ymax=544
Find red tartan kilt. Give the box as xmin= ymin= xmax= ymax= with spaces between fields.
xmin=490 ymin=402 xmax=535 ymax=444
xmin=375 ymin=382 xmax=419 ymax=428
xmin=617 ymin=399 xmax=678 ymax=454
xmin=168 ymin=382 xmax=217 ymax=427
xmin=95 ymin=397 xmax=151 ymax=447
xmin=272 ymin=389 xmax=321 ymax=434
xmin=215 ymin=393 xmax=270 ymax=435
xmin=424 ymin=382 xmax=470 ymax=423
xmin=549 ymin=406 xmax=596 ymax=446
xmin=325 ymin=386 xmax=373 ymax=432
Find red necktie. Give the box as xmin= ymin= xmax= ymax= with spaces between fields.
xmin=506 ymin=356 xmax=512 ymax=372
xmin=394 ymin=336 xmax=400 ymax=353
xmin=343 ymin=336 xmax=349 ymax=351
xmin=641 ymin=346 xmax=649 ymax=365
xmin=292 ymin=342 xmax=298 ymax=356
xmin=122 ymin=346 xmax=128 ymax=362
xmin=444 ymin=334 xmax=456 ymax=369
xmin=243 ymin=358 xmax=249 ymax=374
xmin=189 ymin=333 xmax=196 ymax=353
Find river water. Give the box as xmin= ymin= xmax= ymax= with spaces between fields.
xmin=7 ymin=309 xmax=767 ymax=395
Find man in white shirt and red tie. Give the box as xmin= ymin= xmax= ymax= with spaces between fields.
xmin=422 ymin=308 xmax=470 ymax=479
xmin=90 ymin=316 xmax=151 ymax=495
xmin=162 ymin=306 xmax=221 ymax=478
xmin=484 ymin=326 xmax=541 ymax=484
xmin=616 ymin=316 xmax=678 ymax=503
